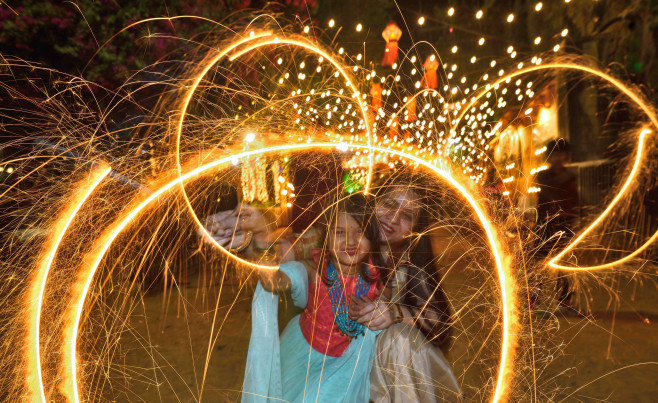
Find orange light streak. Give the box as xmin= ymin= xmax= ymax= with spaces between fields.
xmin=549 ymin=129 xmax=657 ymax=270
xmin=174 ymin=33 xmax=373 ymax=269
xmin=25 ymin=165 xmax=110 ymax=403
xmin=226 ymin=36 xmax=373 ymax=190
xmin=456 ymin=63 xmax=658 ymax=270
xmin=56 ymin=143 xmax=515 ymax=403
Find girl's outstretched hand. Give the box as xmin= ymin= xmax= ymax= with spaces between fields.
xmin=199 ymin=204 xmax=270 ymax=248
xmin=348 ymin=291 xmax=394 ymax=331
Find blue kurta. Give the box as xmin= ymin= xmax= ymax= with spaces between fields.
xmin=242 ymin=261 xmax=379 ymax=403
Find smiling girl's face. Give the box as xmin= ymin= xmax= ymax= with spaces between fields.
xmin=328 ymin=211 xmax=371 ymax=272
xmin=376 ymin=189 xmax=421 ymax=246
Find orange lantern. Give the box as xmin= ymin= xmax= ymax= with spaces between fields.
xmin=381 ymin=22 xmax=402 ymax=66
xmin=423 ymin=55 xmax=439 ymax=89
xmin=370 ymin=82 xmax=382 ymax=110
xmin=405 ymin=97 xmax=416 ymax=121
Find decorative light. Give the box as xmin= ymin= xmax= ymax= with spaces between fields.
xmin=356 ymin=23 xmax=362 ymax=32
xmin=448 ymin=7 xmax=455 ymax=16
xmin=535 ymin=2 xmax=543 ymax=11
xmin=507 ymin=14 xmax=514 ymax=23
xmin=478 ymin=37 xmax=485 ymax=46
xmin=328 ymin=19 xmax=335 ymax=27
xmin=476 ymin=10 xmax=483 ymax=19
xmin=418 ymin=16 xmax=425 ymax=25
xmin=534 ymin=36 xmax=541 ymax=45
xmin=451 ymin=45 xmax=458 ymax=53
xmin=561 ymin=28 xmax=569 ymax=37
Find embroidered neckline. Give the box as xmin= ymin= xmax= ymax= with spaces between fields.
xmin=326 ymin=262 xmax=369 ymax=338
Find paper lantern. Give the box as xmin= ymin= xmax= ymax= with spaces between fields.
xmin=370 ymin=82 xmax=382 ymax=110
xmin=423 ymin=55 xmax=439 ymax=89
xmin=381 ymin=22 xmax=402 ymax=66
xmin=405 ymin=98 xmax=416 ymax=121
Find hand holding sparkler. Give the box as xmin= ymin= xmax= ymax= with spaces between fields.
xmin=200 ymin=204 xmax=274 ymax=251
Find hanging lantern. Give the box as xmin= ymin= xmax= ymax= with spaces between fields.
xmin=381 ymin=22 xmax=402 ymax=66
xmin=241 ymin=157 xmax=269 ymax=202
xmin=405 ymin=97 xmax=417 ymax=121
xmin=370 ymin=82 xmax=382 ymax=110
xmin=423 ymin=55 xmax=439 ymax=89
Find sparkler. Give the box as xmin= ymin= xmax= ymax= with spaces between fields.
xmin=25 ymin=166 xmax=111 ymax=402
xmin=2 ymin=4 xmax=656 ymax=403
xmin=50 ymin=143 xmax=514 ymax=403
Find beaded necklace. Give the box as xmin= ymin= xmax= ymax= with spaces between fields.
xmin=326 ymin=261 xmax=370 ymax=338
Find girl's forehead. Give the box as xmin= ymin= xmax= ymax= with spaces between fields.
xmin=381 ymin=188 xmax=420 ymax=209
xmin=333 ymin=211 xmax=360 ymax=226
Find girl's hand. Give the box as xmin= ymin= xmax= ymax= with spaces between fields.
xmin=234 ymin=204 xmax=269 ymax=234
xmin=348 ymin=294 xmax=394 ymax=331
xmin=258 ymin=268 xmax=291 ymax=292
xmin=200 ymin=204 xmax=270 ymax=247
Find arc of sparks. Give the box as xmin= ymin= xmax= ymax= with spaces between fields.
xmin=455 ymin=62 xmax=658 ymax=270
xmin=549 ymin=129 xmax=656 ymax=270
xmin=174 ymin=33 xmax=374 ymax=268
xmin=57 ymin=142 xmax=516 ymax=403
xmin=26 ymin=165 xmax=111 ymax=403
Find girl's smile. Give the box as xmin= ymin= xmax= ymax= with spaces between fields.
xmin=329 ymin=212 xmax=371 ymax=271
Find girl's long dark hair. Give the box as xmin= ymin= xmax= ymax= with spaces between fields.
xmin=374 ymin=169 xmax=454 ymax=350
xmin=317 ymin=192 xmax=384 ymax=284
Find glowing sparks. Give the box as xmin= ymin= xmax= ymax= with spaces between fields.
xmin=11 ymin=10 xmax=658 ymax=403
xmin=26 ymin=166 xmax=110 ymax=403
xmin=549 ymin=129 xmax=657 ymax=271
xmin=53 ymin=143 xmax=517 ymax=403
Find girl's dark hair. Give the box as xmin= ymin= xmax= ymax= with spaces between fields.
xmin=373 ymin=168 xmax=454 ymax=350
xmin=318 ymin=192 xmax=384 ymax=284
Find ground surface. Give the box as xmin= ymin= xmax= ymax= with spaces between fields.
xmin=109 ymin=250 xmax=658 ymax=402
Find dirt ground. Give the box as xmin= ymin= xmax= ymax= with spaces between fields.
xmin=108 ymin=252 xmax=658 ymax=402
